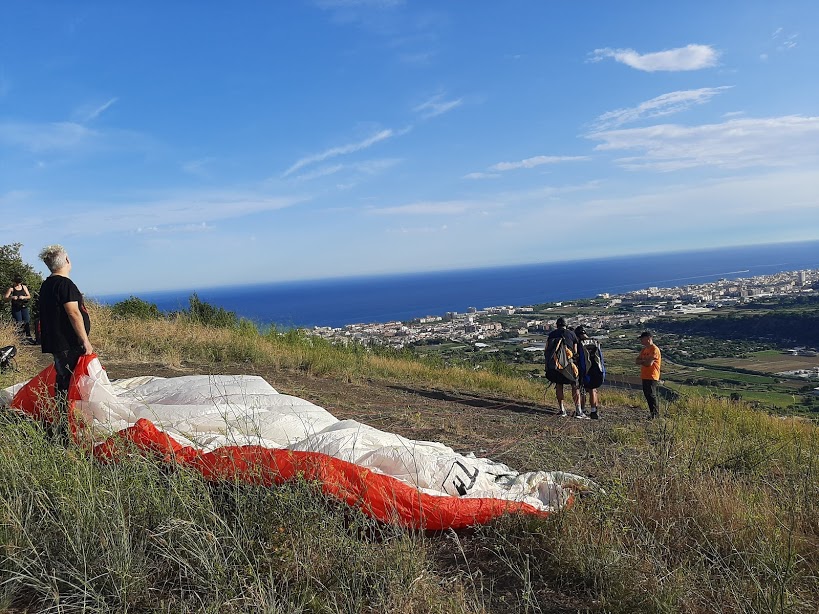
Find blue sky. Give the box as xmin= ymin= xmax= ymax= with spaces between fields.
xmin=2 ymin=1 xmax=818 ymax=295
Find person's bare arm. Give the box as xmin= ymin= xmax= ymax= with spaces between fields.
xmin=63 ymin=301 xmax=94 ymax=355
xmin=2 ymin=288 xmax=11 ymax=301
xmin=20 ymin=285 xmax=31 ymax=300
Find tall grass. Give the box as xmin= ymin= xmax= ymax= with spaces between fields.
xmin=1 ymin=303 xmax=817 ymax=612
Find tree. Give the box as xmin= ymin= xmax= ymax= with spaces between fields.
xmin=0 ymin=243 xmax=43 ymax=319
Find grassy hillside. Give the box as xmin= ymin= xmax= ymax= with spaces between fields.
xmin=1 ymin=307 xmax=817 ymax=613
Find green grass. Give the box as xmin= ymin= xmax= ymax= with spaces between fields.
xmin=2 ymin=305 xmax=818 ymax=612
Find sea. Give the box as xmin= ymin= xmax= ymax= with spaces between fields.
xmin=96 ymin=241 xmax=819 ymax=330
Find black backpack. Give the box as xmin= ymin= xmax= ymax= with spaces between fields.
xmin=0 ymin=345 xmax=17 ymax=373
xmin=544 ymin=335 xmax=578 ymax=385
xmin=577 ymin=339 xmax=606 ymax=390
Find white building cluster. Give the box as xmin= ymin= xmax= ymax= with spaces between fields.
xmin=310 ymin=270 xmax=818 ymax=349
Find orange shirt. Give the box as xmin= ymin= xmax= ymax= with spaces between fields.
xmin=639 ymin=344 xmax=662 ymax=380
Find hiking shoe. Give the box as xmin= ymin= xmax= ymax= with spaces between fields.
xmin=574 ymin=410 xmax=590 ymax=420
xmin=590 ymin=410 xmax=599 ymax=420
xmin=559 ymin=408 xmax=568 ymax=417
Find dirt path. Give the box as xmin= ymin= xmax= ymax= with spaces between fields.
xmin=96 ymin=358 xmax=645 ymax=480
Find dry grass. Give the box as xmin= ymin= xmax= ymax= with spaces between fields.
xmin=1 ymin=303 xmax=817 ymax=612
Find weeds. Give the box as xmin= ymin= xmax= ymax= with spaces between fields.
xmin=0 ymin=303 xmax=817 ymax=612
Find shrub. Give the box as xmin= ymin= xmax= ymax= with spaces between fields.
xmin=183 ymin=293 xmax=239 ymax=329
xmin=110 ymin=296 xmax=163 ymax=320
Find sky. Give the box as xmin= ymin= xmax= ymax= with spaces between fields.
xmin=2 ymin=1 xmax=818 ymax=296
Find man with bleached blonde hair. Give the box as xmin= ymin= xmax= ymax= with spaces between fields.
xmin=38 ymin=245 xmax=93 ymax=440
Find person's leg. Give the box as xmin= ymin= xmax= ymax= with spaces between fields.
xmin=589 ymin=389 xmax=600 ymax=418
xmin=21 ymin=307 xmax=31 ymax=338
xmin=555 ymin=384 xmax=567 ymax=415
xmin=571 ymin=384 xmax=586 ymax=417
xmin=51 ymin=347 xmax=84 ymax=443
xmin=642 ymin=379 xmax=659 ymax=418
xmin=11 ymin=309 xmax=24 ymax=337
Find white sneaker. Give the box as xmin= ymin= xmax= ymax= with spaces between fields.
xmin=574 ymin=409 xmax=590 ymax=419
xmin=559 ymin=408 xmax=568 ymax=417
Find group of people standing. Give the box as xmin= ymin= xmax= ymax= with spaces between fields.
xmin=547 ymin=318 xmax=662 ymax=420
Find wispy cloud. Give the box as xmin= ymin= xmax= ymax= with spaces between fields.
xmin=463 ymin=172 xmax=500 ymax=180
xmin=75 ymin=97 xmax=119 ymax=123
xmin=283 ymin=128 xmax=403 ymax=177
xmin=772 ymin=27 xmax=799 ymax=50
xmin=369 ymin=200 xmax=474 ymax=215
xmin=489 ymin=155 xmax=589 ymax=172
xmin=316 ymin=0 xmax=404 ymax=8
xmin=589 ymin=44 xmax=719 ymax=72
xmin=5 ymin=191 xmax=305 ymax=237
xmin=136 ymin=222 xmax=214 ymax=234
xmin=587 ymin=115 xmax=819 ymax=171
xmin=413 ymin=94 xmax=462 ymax=119
xmin=386 ymin=224 xmax=448 ymax=234
xmin=0 ymin=120 xmax=96 ymax=153
xmin=591 ymin=87 xmax=732 ymax=130
xmin=291 ymin=158 xmax=400 ymax=182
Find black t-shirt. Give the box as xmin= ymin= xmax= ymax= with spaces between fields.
xmin=38 ymin=275 xmax=91 ymax=353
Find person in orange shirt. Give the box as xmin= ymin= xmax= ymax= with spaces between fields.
xmin=635 ymin=331 xmax=662 ymax=419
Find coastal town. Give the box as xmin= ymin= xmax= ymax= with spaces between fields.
xmin=310 ymin=269 xmax=819 ymax=349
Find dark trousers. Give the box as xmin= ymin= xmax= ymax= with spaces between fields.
xmin=12 ymin=307 xmax=31 ymax=337
xmin=50 ymin=347 xmax=84 ymax=443
xmin=642 ymin=379 xmax=659 ymax=417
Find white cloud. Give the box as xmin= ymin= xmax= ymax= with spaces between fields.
xmin=291 ymin=158 xmax=400 ymax=182
xmin=489 ymin=155 xmax=589 ymax=172
xmin=772 ymin=27 xmax=798 ymax=50
xmin=369 ymin=200 xmax=475 ymax=215
xmin=75 ymin=97 xmax=119 ymax=123
xmin=589 ymin=44 xmax=719 ymax=72
xmin=316 ymin=0 xmax=404 ymax=8
xmin=592 ymin=87 xmax=732 ymax=130
xmin=283 ymin=128 xmax=402 ymax=177
xmin=137 ymin=222 xmax=214 ymax=234
xmin=0 ymin=120 xmax=95 ymax=153
xmin=588 ymin=115 xmax=819 ymax=171
xmin=463 ymin=172 xmax=500 ymax=180
xmin=413 ymin=94 xmax=462 ymax=119
xmin=386 ymin=224 xmax=448 ymax=234
xmin=4 ymin=191 xmax=305 ymax=237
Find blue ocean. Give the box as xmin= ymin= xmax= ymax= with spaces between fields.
xmin=96 ymin=241 xmax=819 ymax=329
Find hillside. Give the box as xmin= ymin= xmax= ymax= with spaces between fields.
xmin=1 ymin=310 xmax=818 ymax=613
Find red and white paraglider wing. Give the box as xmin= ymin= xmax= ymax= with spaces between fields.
xmin=4 ymin=356 xmax=593 ymax=530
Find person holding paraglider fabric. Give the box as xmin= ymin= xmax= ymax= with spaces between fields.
xmin=37 ymin=245 xmax=94 ymax=442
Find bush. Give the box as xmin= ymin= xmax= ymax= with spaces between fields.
xmin=183 ymin=293 xmax=239 ymax=329
xmin=110 ymin=296 xmax=163 ymax=320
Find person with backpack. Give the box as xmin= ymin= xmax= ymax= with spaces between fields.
xmin=574 ymin=325 xmax=604 ymax=420
xmin=545 ymin=318 xmax=587 ymax=418
xmin=635 ymin=330 xmax=662 ymax=419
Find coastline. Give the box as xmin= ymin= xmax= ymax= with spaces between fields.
xmin=94 ymin=240 xmax=819 ymax=329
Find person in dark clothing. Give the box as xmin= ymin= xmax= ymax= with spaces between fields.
xmin=38 ymin=245 xmax=93 ymax=439
xmin=547 ymin=317 xmax=586 ymax=418
xmin=4 ymin=274 xmax=33 ymax=340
